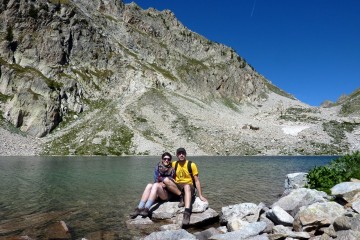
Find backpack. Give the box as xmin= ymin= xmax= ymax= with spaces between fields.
xmin=174 ymin=160 xmax=196 ymax=189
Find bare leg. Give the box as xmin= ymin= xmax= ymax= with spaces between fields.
xmin=140 ymin=183 xmax=153 ymax=202
xmin=163 ymin=178 xmax=181 ymax=196
xmin=183 ymin=184 xmax=192 ymax=209
xmin=149 ymin=183 xmax=168 ymax=201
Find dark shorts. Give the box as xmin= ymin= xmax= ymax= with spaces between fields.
xmin=168 ymin=183 xmax=196 ymax=201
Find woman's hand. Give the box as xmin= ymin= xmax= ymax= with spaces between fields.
xmin=160 ymin=182 xmax=166 ymax=188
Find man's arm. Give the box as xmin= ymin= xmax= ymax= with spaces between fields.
xmin=193 ymin=175 xmax=207 ymax=202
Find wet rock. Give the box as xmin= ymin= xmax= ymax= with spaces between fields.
xmin=46 ymin=221 xmax=71 ymax=239
xmin=126 ymin=216 xmax=154 ymax=229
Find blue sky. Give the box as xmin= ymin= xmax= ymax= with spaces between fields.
xmin=124 ymin=0 xmax=360 ymax=106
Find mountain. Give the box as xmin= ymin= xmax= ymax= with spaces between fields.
xmin=0 ymin=0 xmax=359 ymax=156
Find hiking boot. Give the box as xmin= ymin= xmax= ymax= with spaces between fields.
xmin=130 ymin=208 xmax=142 ymax=219
xmin=182 ymin=211 xmax=191 ymax=226
xmin=178 ymin=194 xmax=185 ymax=208
xmin=140 ymin=208 xmax=150 ymax=218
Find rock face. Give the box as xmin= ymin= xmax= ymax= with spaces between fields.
xmin=1 ymin=0 xmax=359 ymax=155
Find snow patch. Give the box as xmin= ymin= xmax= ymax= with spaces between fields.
xmin=282 ymin=126 xmax=310 ymax=136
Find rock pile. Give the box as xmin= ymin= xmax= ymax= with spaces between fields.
xmin=130 ymin=173 xmax=360 ymax=240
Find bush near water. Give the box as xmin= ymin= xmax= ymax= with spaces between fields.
xmin=307 ymin=151 xmax=360 ymax=193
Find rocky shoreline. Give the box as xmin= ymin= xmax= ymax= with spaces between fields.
xmin=126 ymin=173 xmax=360 ymax=240
xmin=8 ymin=173 xmax=360 ymax=240
xmin=0 ymin=128 xmax=41 ymax=156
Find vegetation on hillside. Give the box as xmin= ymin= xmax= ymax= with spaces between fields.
xmin=306 ymin=151 xmax=360 ymax=194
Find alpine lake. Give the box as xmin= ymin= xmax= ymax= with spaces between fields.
xmin=0 ymin=155 xmax=337 ymax=239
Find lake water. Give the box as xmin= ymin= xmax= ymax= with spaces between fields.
xmin=0 ymin=155 xmax=337 ymax=239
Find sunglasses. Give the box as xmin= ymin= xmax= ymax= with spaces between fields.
xmin=163 ymin=157 xmax=171 ymax=161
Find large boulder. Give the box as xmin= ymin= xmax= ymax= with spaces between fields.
xmin=272 ymin=188 xmax=328 ymax=217
xmin=220 ymin=203 xmax=262 ymax=225
xmin=331 ymin=182 xmax=360 ymax=203
xmin=151 ymin=202 xmax=180 ymax=219
xmin=293 ymin=202 xmax=346 ymax=232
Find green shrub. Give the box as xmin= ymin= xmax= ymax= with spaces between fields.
xmin=307 ymin=151 xmax=360 ymax=193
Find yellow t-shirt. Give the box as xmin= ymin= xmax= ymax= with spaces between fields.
xmin=172 ymin=160 xmax=199 ymax=184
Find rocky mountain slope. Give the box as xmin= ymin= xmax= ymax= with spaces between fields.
xmin=0 ymin=0 xmax=359 ymax=156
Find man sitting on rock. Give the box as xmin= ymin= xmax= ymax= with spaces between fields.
xmin=163 ymin=147 xmax=207 ymax=227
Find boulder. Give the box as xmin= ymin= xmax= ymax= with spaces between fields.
xmin=331 ymin=182 xmax=360 ymax=195
xmin=192 ymin=197 xmax=209 ymax=213
xmin=209 ymin=221 xmax=267 ymax=240
xmin=143 ymin=229 xmax=196 ymax=240
xmin=266 ymin=206 xmax=294 ymax=226
xmin=333 ymin=216 xmax=351 ymax=231
xmin=293 ymin=202 xmax=346 ymax=232
xmin=227 ymin=219 xmax=249 ymax=232
xmin=45 ymin=221 xmax=71 ymax=240
xmin=336 ymin=230 xmax=360 ymax=240
xmin=285 ymin=172 xmax=308 ymax=191
xmin=125 ymin=216 xmax=154 ymax=229
xmin=220 ymin=203 xmax=262 ymax=224
xmin=352 ymin=199 xmax=360 ymax=213
xmin=151 ymin=202 xmax=180 ymax=220
xmin=194 ymin=227 xmax=224 ymax=240
xmin=159 ymin=224 xmax=181 ymax=231
xmin=175 ymin=208 xmax=219 ymax=227
xmin=272 ymin=188 xmax=328 ymax=217
xmin=271 ymin=225 xmax=310 ymax=239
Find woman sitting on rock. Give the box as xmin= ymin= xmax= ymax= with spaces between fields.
xmin=130 ymin=152 xmax=175 ymax=218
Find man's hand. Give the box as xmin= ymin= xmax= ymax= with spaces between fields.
xmin=199 ymin=195 xmax=208 ymax=202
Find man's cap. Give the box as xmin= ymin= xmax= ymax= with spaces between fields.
xmin=176 ymin=147 xmax=186 ymax=155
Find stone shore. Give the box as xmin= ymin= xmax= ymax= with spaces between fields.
xmin=0 ymin=128 xmax=41 ymax=156
xmin=6 ymin=173 xmax=360 ymax=240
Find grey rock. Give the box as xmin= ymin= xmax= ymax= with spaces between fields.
xmin=151 ymin=202 xmax=180 ymax=220
xmin=125 ymin=216 xmax=154 ymax=229
xmin=220 ymin=203 xmax=262 ymax=225
xmin=272 ymin=188 xmax=328 ymax=217
xmin=194 ymin=227 xmax=222 ymax=240
xmin=175 ymin=208 xmax=219 ymax=227
xmin=266 ymin=206 xmax=294 ymax=226
xmin=192 ymin=197 xmax=209 ymax=213
xmin=333 ymin=216 xmax=351 ymax=231
xmin=293 ymin=202 xmax=346 ymax=232
xmin=272 ymin=225 xmax=310 ymax=239
xmin=336 ymin=230 xmax=360 ymax=240
xmin=209 ymin=221 xmax=267 ymax=240
xmin=331 ymin=182 xmax=360 ymax=203
xmin=285 ymin=172 xmax=308 ymax=191
xmin=352 ymin=199 xmax=360 ymax=213
xmin=143 ymin=229 xmax=196 ymax=240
